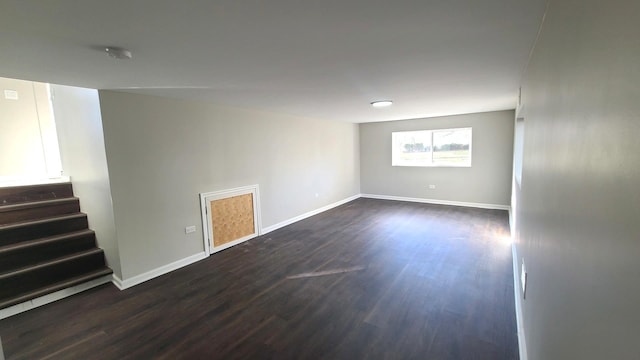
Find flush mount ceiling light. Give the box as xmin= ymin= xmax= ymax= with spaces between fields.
xmin=104 ymin=46 xmax=132 ymax=60
xmin=371 ymin=100 xmax=393 ymax=108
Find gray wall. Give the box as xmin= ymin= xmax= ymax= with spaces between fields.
xmin=514 ymin=0 xmax=640 ymax=359
xmin=98 ymin=91 xmax=360 ymax=280
xmin=360 ymin=110 xmax=514 ymax=206
xmin=52 ymin=85 xmax=122 ymax=278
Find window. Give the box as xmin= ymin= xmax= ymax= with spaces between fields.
xmin=392 ymin=127 xmax=472 ymax=167
xmin=513 ymin=118 xmax=525 ymax=187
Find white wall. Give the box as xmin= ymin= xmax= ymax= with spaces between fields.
xmin=98 ymin=91 xmax=360 ymax=280
xmin=359 ymin=110 xmax=514 ymax=206
xmin=52 ymin=85 xmax=122 ymax=278
xmin=0 ymin=77 xmax=61 ymax=181
xmin=513 ymin=0 xmax=640 ymax=358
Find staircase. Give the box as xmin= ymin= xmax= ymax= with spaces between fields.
xmin=0 ymin=182 xmax=112 ymax=310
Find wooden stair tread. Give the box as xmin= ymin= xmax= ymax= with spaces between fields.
xmin=0 ymin=182 xmax=72 ymax=190
xmin=0 ymin=248 xmax=104 ymax=280
xmin=0 ymin=267 xmax=113 ymax=309
xmin=0 ymin=181 xmax=113 ymax=314
xmin=0 ymin=229 xmax=94 ymax=254
xmin=0 ymin=197 xmax=81 ymax=225
xmin=0 ymin=212 xmax=87 ymax=230
xmin=0 ymin=197 xmax=79 ymax=212
xmin=0 ymin=182 xmax=74 ymax=205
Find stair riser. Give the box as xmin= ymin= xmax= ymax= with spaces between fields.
xmin=0 ymin=182 xmax=113 ymax=311
xmin=0 ymin=200 xmax=81 ymax=225
xmin=0 ymin=216 xmax=88 ymax=246
xmin=0 ymin=267 xmax=113 ymax=310
xmin=0 ymin=183 xmax=74 ymax=205
xmin=0 ymin=233 xmax=97 ymax=273
xmin=0 ymin=251 xmax=106 ymax=299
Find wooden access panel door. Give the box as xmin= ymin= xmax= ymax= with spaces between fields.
xmin=210 ymin=193 xmax=255 ymax=247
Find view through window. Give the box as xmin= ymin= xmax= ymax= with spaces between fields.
xmin=514 ymin=118 xmax=525 ymax=186
xmin=392 ymin=127 xmax=472 ymax=167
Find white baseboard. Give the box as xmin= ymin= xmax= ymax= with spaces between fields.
xmin=261 ymin=194 xmax=361 ymax=234
xmin=360 ymin=193 xmax=511 ymax=211
xmin=112 ymin=251 xmax=207 ymax=290
xmin=512 ymin=243 xmax=528 ymax=360
xmin=0 ymin=176 xmax=71 ymax=187
xmin=109 ymin=193 xmax=506 ymax=292
xmin=0 ymin=275 xmax=112 ymax=320
xmin=113 ymin=195 xmax=361 ymax=290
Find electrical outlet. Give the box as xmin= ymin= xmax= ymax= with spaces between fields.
xmin=521 ymin=261 xmax=527 ymax=299
xmin=185 ymin=225 xmax=196 ymax=234
xmin=428 ymin=184 xmax=436 ymax=189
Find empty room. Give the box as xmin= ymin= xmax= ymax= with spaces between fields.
xmin=0 ymin=0 xmax=638 ymax=359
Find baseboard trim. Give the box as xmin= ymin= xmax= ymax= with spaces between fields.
xmin=0 ymin=176 xmax=71 ymax=188
xmin=512 ymin=243 xmax=528 ymax=360
xmin=112 ymin=251 xmax=208 ymax=290
xmin=360 ymin=193 xmax=511 ymax=210
xmin=261 ymin=194 xmax=361 ymax=234
xmin=113 ymin=195 xmax=361 ymax=290
xmin=0 ymin=275 xmax=112 ymax=320
xmin=111 ymin=274 xmax=125 ymax=290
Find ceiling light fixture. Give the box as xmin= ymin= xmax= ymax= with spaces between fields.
xmin=104 ymin=47 xmax=133 ymax=60
xmin=371 ymin=100 xmax=393 ymax=108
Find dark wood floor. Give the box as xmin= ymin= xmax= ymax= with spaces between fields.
xmin=0 ymin=198 xmax=518 ymax=359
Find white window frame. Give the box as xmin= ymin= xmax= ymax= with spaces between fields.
xmin=391 ymin=127 xmax=472 ymax=167
xmin=514 ymin=118 xmax=525 ymax=188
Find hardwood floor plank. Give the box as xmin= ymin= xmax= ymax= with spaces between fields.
xmin=0 ymin=198 xmax=518 ymax=359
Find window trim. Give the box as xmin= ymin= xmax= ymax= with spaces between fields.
xmin=391 ymin=127 xmax=472 ymax=168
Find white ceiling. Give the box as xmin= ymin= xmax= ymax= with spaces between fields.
xmin=0 ymin=0 xmax=546 ymax=123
